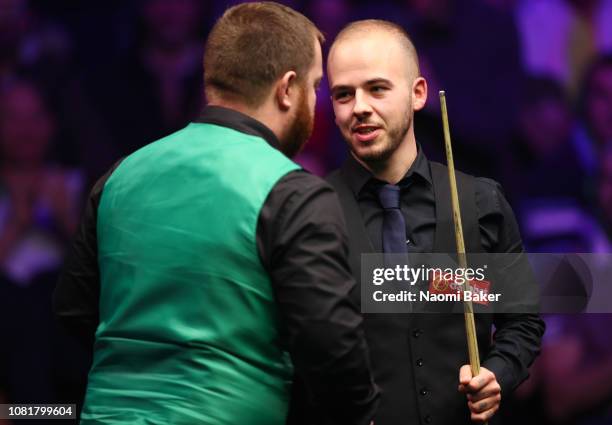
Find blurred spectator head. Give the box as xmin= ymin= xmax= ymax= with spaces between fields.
xmin=518 ymin=77 xmax=572 ymax=159
xmin=480 ymin=0 xmax=516 ymax=11
xmin=0 ymin=0 xmax=27 ymax=64
xmin=582 ymin=54 xmax=612 ymax=147
xmin=523 ymin=202 xmax=601 ymax=252
xmin=0 ymin=79 xmax=54 ymax=167
xmin=599 ymin=150 xmax=612 ymax=225
xmin=140 ymin=0 xmax=203 ymax=50
xmin=404 ymin=0 xmax=452 ymax=25
xmin=308 ymin=0 xmax=350 ymax=42
xmin=567 ymin=0 xmax=598 ymax=12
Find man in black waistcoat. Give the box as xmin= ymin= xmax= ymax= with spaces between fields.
xmin=288 ymin=20 xmax=544 ymax=425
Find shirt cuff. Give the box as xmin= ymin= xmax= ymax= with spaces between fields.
xmin=482 ymin=355 xmax=515 ymax=395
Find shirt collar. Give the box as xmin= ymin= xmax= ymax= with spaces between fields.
xmin=341 ymin=143 xmax=432 ymax=197
xmin=195 ymin=105 xmax=281 ymax=150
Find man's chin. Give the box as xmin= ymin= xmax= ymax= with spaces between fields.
xmin=350 ymin=144 xmax=392 ymax=164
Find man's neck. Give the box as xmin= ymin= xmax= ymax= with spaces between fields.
xmin=206 ymin=100 xmax=284 ymax=142
xmin=356 ymin=133 xmax=418 ymax=184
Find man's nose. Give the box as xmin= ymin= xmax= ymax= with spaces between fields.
xmin=353 ymin=90 xmax=372 ymax=118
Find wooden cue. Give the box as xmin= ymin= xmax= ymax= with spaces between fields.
xmin=438 ymin=91 xmax=481 ymax=379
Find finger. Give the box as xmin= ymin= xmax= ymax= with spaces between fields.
xmin=468 ymin=369 xmax=494 ymax=392
xmin=470 ymin=405 xmax=498 ymax=423
xmin=459 ymin=364 xmax=472 ymax=386
xmin=468 ymin=395 xmax=501 ymax=414
xmin=467 ymin=382 xmax=501 ymax=403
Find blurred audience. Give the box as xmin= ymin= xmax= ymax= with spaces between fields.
xmin=515 ymin=0 xmax=612 ymax=96
xmin=404 ymin=0 xmax=523 ymax=164
xmin=0 ymin=80 xmax=80 ymax=282
xmin=0 ymin=0 xmax=73 ymax=89
xmin=573 ymin=55 xmax=612 ymax=176
xmin=503 ymin=77 xmax=587 ymax=252
xmin=540 ymin=314 xmax=612 ymax=424
xmin=508 ymin=65 xmax=612 ymax=254
xmin=595 ymin=151 xmax=612 ymax=242
xmin=84 ymin=0 xmax=205 ymax=158
xmin=504 ymin=77 xmax=584 ymax=215
xmin=0 ymin=80 xmax=87 ymax=413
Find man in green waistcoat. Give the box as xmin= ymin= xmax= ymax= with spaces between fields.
xmin=54 ymin=3 xmax=379 ymax=424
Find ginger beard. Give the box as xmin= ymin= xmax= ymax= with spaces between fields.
xmin=281 ymin=84 xmax=314 ymax=158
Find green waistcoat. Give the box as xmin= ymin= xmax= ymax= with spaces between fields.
xmin=81 ymin=123 xmax=300 ymax=424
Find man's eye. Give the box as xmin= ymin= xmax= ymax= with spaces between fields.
xmin=371 ymin=86 xmax=386 ymax=93
xmin=334 ymin=92 xmax=351 ymax=101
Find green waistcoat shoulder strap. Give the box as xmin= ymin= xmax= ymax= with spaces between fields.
xmin=81 ymin=123 xmax=300 ymax=425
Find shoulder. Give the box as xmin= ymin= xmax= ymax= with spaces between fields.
xmin=270 ymin=170 xmax=343 ymax=221
xmin=274 ymin=169 xmax=337 ymax=200
xmin=474 ymin=176 xmax=507 ymax=210
xmin=451 ymin=172 xmax=516 ymax=225
xmin=258 ymin=170 xmax=348 ymax=261
xmin=429 ymin=161 xmax=509 ymax=208
xmin=278 ymin=169 xmax=334 ymax=188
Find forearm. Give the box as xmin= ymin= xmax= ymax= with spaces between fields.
xmin=484 ymin=313 xmax=545 ymax=393
xmin=53 ymin=166 xmax=112 ymax=347
xmin=259 ymin=171 xmax=379 ymax=424
xmin=289 ymin=318 xmax=379 ymax=425
xmin=54 ymin=244 xmax=100 ymax=348
xmin=274 ymin=230 xmax=379 ymax=424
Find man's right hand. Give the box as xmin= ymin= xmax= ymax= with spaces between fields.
xmin=458 ymin=365 xmax=501 ymax=423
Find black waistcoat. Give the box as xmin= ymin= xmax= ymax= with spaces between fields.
xmin=325 ymin=161 xmax=498 ymax=425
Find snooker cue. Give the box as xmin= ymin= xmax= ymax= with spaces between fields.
xmin=438 ymin=90 xmax=482 ymax=381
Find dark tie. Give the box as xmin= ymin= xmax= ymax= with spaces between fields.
xmin=377 ymin=184 xmax=407 ymax=254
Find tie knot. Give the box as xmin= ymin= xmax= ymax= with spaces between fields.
xmin=377 ymin=184 xmax=401 ymax=209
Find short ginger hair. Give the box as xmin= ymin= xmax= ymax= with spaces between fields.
xmin=204 ymin=2 xmax=324 ymax=107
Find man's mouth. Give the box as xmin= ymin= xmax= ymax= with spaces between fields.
xmin=352 ymin=125 xmax=380 ymax=134
xmin=352 ymin=125 xmax=382 ymax=142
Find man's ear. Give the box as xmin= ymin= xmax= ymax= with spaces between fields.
xmin=412 ymin=76 xmax=428 ymax=112
xmin=276 ymin=70 xmax=298 ymax=111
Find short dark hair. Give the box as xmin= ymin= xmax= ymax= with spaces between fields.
xmin=332 ymin=19 xmax=420 ymax=76
xmin=204 ymin=2 xmax=324 ymax=107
